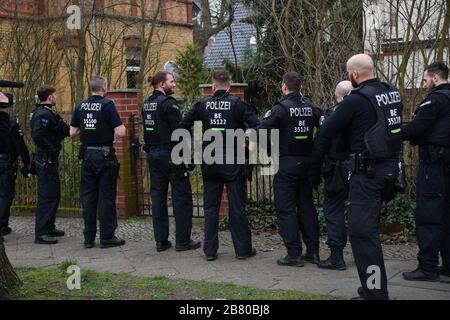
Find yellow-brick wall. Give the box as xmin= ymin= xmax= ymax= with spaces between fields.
xmin=0 ymin=0 xmax=193 ymax=111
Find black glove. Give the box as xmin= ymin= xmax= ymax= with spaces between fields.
xmin=309 ymin=168 xmax=322 ymax=190
xmin=29 ymin=162 xmax=37 ymax=175
xmin=186 ymin=164 xmax=196 ymax=172
xmin=20 ymin=166 xmax=31 ymax=178
xmin=58 ymin=120 xmax=70 ymax=139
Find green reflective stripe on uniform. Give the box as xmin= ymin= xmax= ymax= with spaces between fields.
xmin=391 ymin=128 xmax=401 ymax=134
xmin=212 ymin=128 xmax=226 ymax=132
xmin=85 ymin=128 xmax=97 ymax=130
xmin=146 ymin=128 xmax=155 ymax=132
xmin=295 ymin=136 xmax=308 ymax=140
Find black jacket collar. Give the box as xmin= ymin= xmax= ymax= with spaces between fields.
xmin=152 ymin=90 xmax=166 ymax=97
xmin=432 ymin=83 xmax=450 ymax=92
xmin=36 ymin=104 xmax=55 ymax=111
xmin=213 ymin=90 xmax=230 ymax=99
xmin=359 ymin=78 xmax=379 ymax=87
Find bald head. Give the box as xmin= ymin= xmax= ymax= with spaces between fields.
xmin=0 ymin=93 xmax=8 ymax=104
xmin=347 ymin=54 xmax=375 ymax=86
xmin=335 ymin=80 xmax=354 ymax=102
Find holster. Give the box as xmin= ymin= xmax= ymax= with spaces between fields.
xmin=322 ymin=160 xmax=345 ymax=196
xmin=107 ymin=158 xmax=120 ymax=181
xmin=33 ymin=153 xmax=50 ymax=172
xmin=349 ymin=153 xmax=375 ymax=178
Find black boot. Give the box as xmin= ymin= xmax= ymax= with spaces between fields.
xmin=0 ymin=226 xmax=12 ymax=236
xmin=440 ymin=266 xmax=450 ymax=277
xmin=402 ymin=268 xmax=440 ymax=282
xmin=277 ymin=255 xmax=305 ymax=267
xmin=176 ymin=240 xmax=202 ymax=252
xmin=318 ymin=248 xmax=347 ymax=271
xmin=49 ymin=228 xmax=65 ymax=237
xmin=100 ymin=236 xmax=126 ymax=249
xmin=35 ymin=235 xmax=58 ymax=245
xmin=302 ymin=251 xmax=320 ymax=264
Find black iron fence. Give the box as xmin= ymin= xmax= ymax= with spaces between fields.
xmin=12 ymin=115 xmax=420 ymax=217
xmin=13 ymin=138 xmax=82 ymax=215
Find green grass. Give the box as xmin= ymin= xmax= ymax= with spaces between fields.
xmin=9 ymin=263 xmax=332 ymax=300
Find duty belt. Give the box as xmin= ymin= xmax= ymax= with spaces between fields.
xmin=85 ymin=146 xmax=113 ymax=157
xmin=85 ymin=146 xmax=111 ymax=152
xmin=350 ymin=153 xmax=398 ymax=177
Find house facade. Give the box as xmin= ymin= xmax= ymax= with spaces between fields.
xmin=364 ymin=0 xmax=449 ymax=89
xmin=0 ymin=0 xmax=195 ymax=109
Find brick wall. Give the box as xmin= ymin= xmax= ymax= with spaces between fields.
xmin=106 ymin=89 xmax=143 ymax=219
xmin=0 ymin=0 xmax=36 ymax=17
xmin=0 ymin=0 xmax=194 ymax=111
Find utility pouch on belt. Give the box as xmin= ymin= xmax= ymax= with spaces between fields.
xmin=349 ymin=153 xmax=375 ymax=178
xmin=33 ymin=157 xmax=49 ymax=172
xmin=350 ymin=153 xmax=364 ymax=174
xmin=324 ymin=165 xmax=345 ymax=196
xmin=33 ymin=152 xmax=51 ymax=171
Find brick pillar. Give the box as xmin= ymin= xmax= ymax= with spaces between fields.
xmin=200 ymin=83 xmax=248 ymax=219
xmin=106 ymin=89 xmax=143 ymax=219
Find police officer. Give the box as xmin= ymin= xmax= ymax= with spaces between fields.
xmin=259 ymin=72 xmax=321 ymax=267
xmin=316 ymin=81 xmax=353 ymax=271
xmin=402 ymin=62 xmax=450 ymax=281
xmin=0 ymin=93 xmax=31 ymax=237
xmin=143 ymin=71 xmax=201 ymax=252
xmin=310 ymin=54 xmax=403 ymax=300
xmin=30 ymin=86 xmax=69 ymax=245
xmin=179 ymin=70 xmax=259 ymax=261
xmin=70 ymin=76 xmax=126 ymax=249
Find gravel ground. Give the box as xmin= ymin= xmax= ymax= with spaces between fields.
xmin=8 ymin=215 xmax=419 ymax=261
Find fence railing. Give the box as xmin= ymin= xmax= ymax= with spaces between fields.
xmin=13 ymin=139 xmax=420 ymax=217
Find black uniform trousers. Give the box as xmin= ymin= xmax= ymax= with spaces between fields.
xmin=348 ymin=160 xmax=397 ymax=300
xmin=35 ymin=152 xmax=60 ymax=237
xmin=202 ymin=164 xmax=252 ymax=257
xmin=0 ymin=160 xmax=17 ymax=229
xmin=323 ymin=160 xmax=350 ymax=250
xmin=415 ymin=158 xmax=450 ymax=274
xmin=81 ymin=149 xmax=119 ymax=242
xmin=274 ymin=156 xmax=320 ymax=257
xmin=148 ymin=145 xmax=193 ymax=245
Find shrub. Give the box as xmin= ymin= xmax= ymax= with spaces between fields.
xmin=174 ymin=44 xmax=210 ymax=106
xmin=220 ymin=199 xmax=277 ymax=233
xmin=384 ymin=194 xmax=416 ymax=229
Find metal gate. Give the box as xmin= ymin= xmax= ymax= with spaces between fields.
xmin=129 ymin=115 xmax=206 ymax=217
xmin=128 ymin=115 xmax=276 ymax=218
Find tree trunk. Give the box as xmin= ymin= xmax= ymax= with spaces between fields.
xmin=0 ymin=237 xmax=21 ymax=299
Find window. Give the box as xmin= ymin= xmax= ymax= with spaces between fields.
xmin=126 ymin=59 xmax=141 ymax=89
